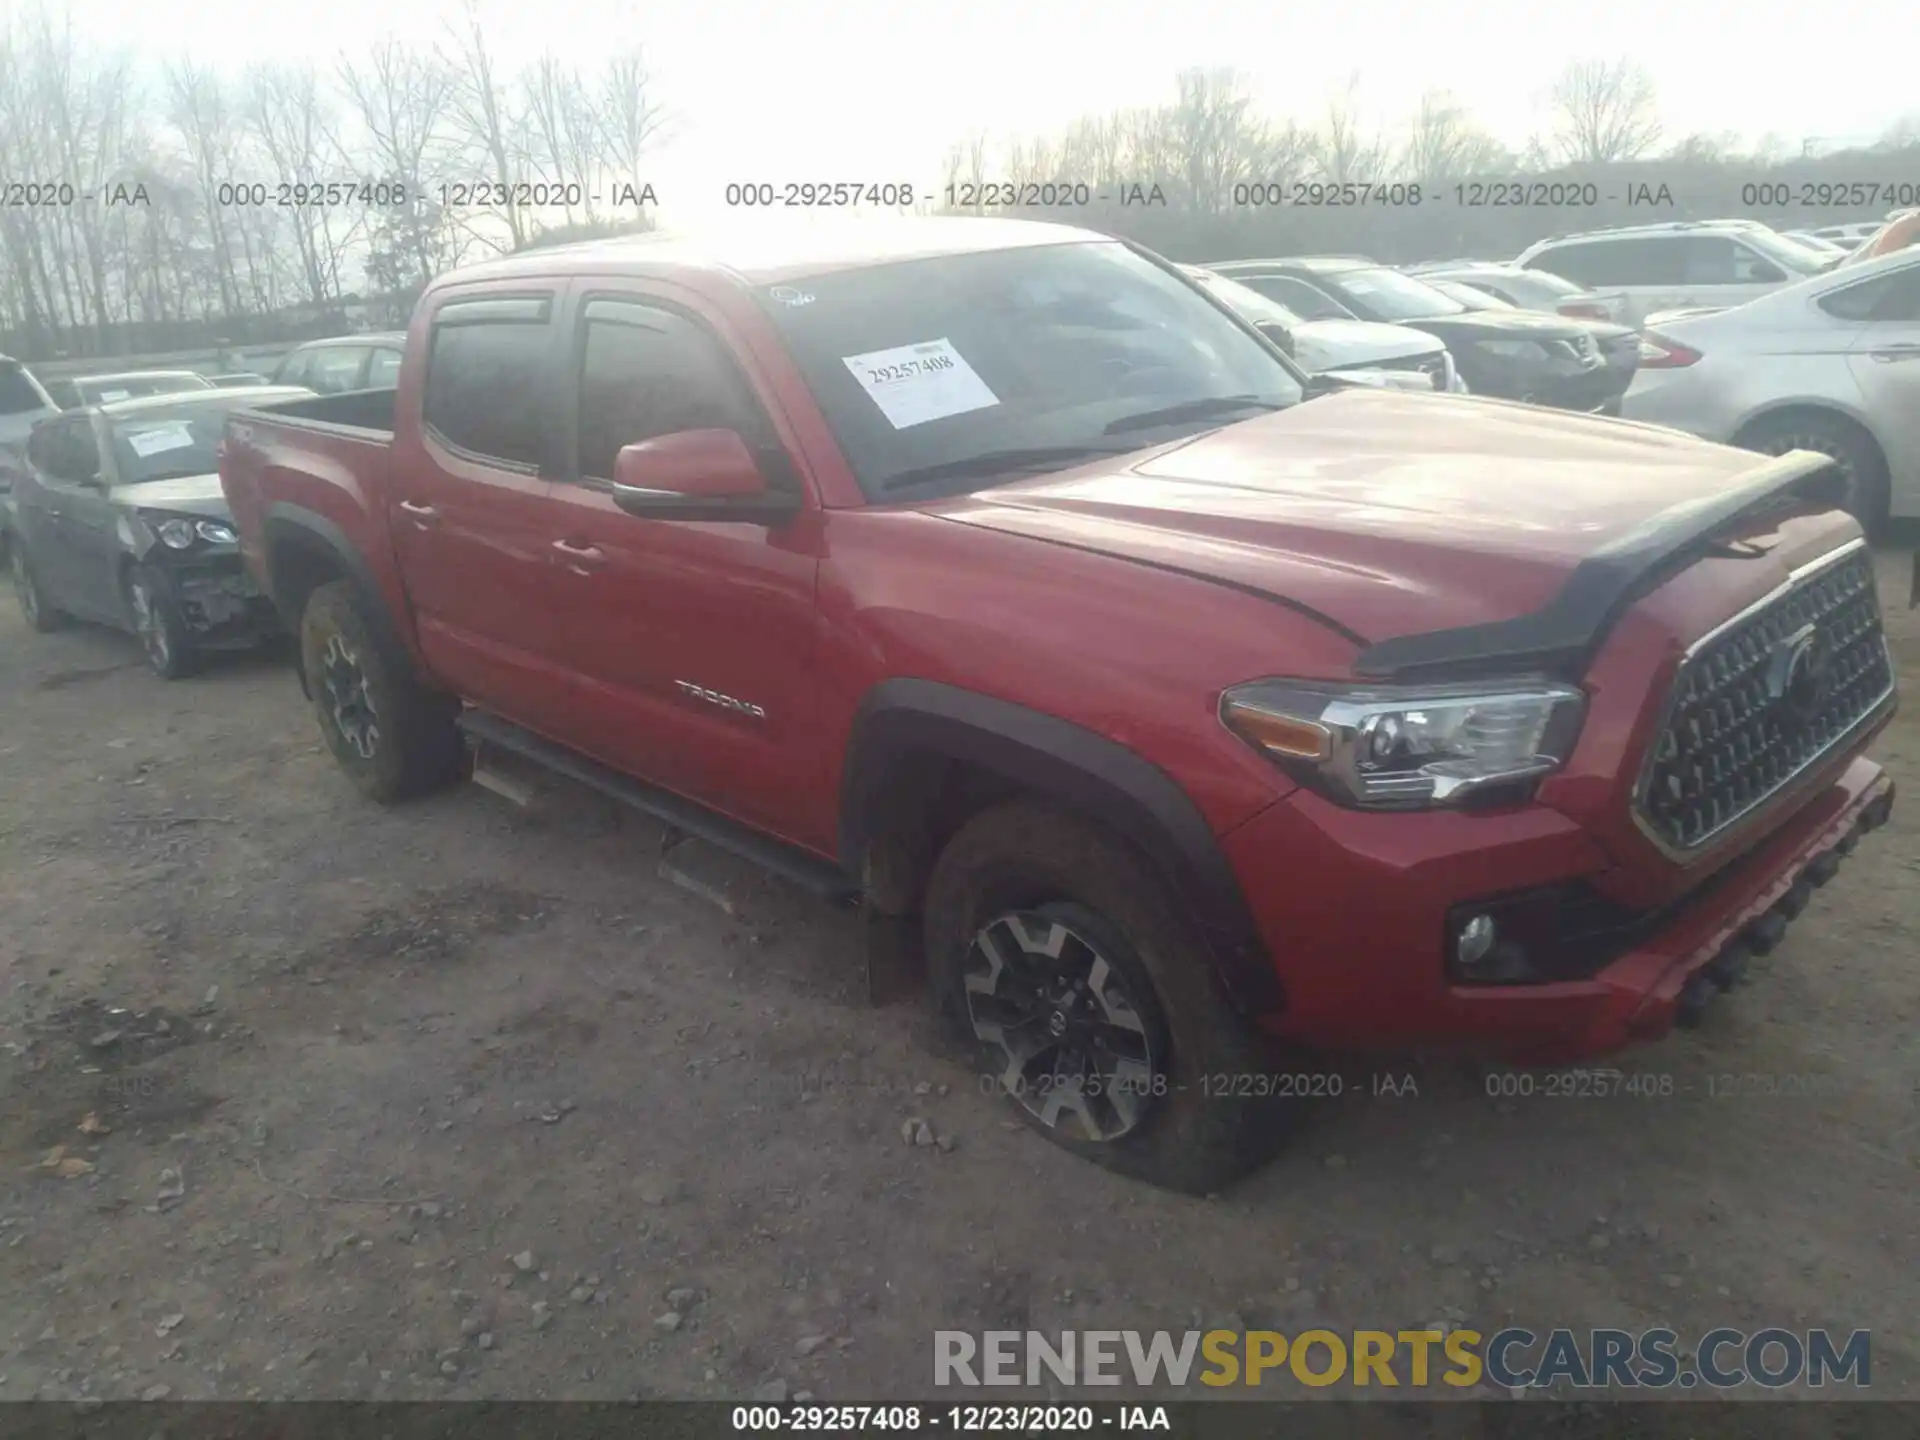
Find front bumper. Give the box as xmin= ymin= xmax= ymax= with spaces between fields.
xmin=1224 ymin=756 xmax=1892 ymax=1063
xmin=160 ymin=555 xmax=280 ymax=648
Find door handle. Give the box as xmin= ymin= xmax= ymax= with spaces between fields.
xmin=397 ymin=499 xmax=439 ymax=527
xmin=551 ymin=538 xmax=605 ymax=573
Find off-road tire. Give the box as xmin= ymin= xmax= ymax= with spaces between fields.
xmin=923 ymin=800 xmax=1302 ymax=1194
xmin=299 ymin=579 xmax=463 ymax=804
xmin=11 ymin=544 xmax=65 ymax=633
xmin=125 ymin=564 xmax=200 ymax=679
xmin=1737 ymin=411 xmax=1891 ymax=534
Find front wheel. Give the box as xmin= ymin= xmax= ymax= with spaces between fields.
xmin=299 ymin=579 xmax=463 ymax=804
xmin=11 ymin=544 xmax=65 ymax=633
xmin=923 ymin=801 xmax=1302 ymax=1193
xmin=126 ymin=565 xmax=198 ymax=679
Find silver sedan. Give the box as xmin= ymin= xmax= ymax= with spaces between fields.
xmin=1621 ymin=247 xmax=1920 ymax=529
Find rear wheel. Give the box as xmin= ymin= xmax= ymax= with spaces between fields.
xmin=1737 ymin=411 xmax=1890 ymax=533
xmin=126 ymin=565 xmax=198 ymax=679
xmin=299 ymin=579 xmax=463 ymax=803
xmin=11 ymin=544 xmax=65 ymax=633
xmin=923 ymin=800 xmax=1302 ymax=1193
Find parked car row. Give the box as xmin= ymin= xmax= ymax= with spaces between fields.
xmin=3 ymin=385 xmax=312 ymax=674
xmin=1204 ymin=256 xmax=1637 ymax=412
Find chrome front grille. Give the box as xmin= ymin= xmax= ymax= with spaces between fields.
xmin=1635 ymin=544 xmax=1894 ymax=854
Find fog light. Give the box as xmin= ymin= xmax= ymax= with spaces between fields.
xmin=1455 ymin=913 xmax=1498 ymax=968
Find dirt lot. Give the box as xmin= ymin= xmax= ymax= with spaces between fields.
xmin=0 ymin=547 xmax=1915 ymax=1408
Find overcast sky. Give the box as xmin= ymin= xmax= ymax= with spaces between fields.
xmin=62 ymin=0 xmax=1920 ymax=224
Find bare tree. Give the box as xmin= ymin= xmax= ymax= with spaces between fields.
xmin=522 ymin=55 xmax=603 ymax=228
xmin=337 ymin=40 xmax=458 ymax=289
xmin=1310 ymin=75 xmax=1391 ymax=183
xmin=939 ymin=131 xmax=991 ymax=212
xmin=1545 ymin=58 xmax=1662 ymax=165
xmin=1155 ymin=69 xmax=1269 ymax=215
xmin=440 ymin=0 xmax=528 ymax=250
xmin=1398 ymin=90 xmax=1512 ymax=182
xmin=592 ymin=44 xmax=666 ymax=223
xmin=245 ymin=62 xmax=351 ymax=306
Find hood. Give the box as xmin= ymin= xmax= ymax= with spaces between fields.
xmin=110 ymin=472 xmax=231 ymax=521
xmin=1288 ymin=319 xmax=1442 ymax=373
xmin=1399 ymin=308 xmax=1589 ymax=343
xmin=924 ymin=388 xmax=1823 ymax=652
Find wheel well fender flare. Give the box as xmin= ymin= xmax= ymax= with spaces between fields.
xmin=262 ymin=504 xmax=412 ymax=699
xmin=838 ymin=678 xmax=1283 ymax=1016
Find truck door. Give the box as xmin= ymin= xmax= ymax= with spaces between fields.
xmin=387 ymin=290 xmax=577 ymax=740
xmin=540 ymin=286 xmax=829 ymax=850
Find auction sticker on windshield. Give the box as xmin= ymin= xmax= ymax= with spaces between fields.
xmin=124 ymin=423 xmax=196 ymax=458
xmin=841 ymin=338 xmax=999 ymax=430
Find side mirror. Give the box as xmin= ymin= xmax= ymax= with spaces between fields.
xmin=611 ymin=428 xmax=800 ymax=525
xmin=1257 ymin=321 xmax=1296 ymax=357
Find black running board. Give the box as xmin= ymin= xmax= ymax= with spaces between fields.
xmin=456 ymin=709 xmax=859 ymax=902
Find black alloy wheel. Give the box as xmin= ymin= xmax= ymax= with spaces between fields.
xmin=962 ymin=903 xmax=1160 ymax=1143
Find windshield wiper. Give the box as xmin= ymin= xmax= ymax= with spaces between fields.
xmin=878 ymin=445 xmax=1133 ymax=493
xmin=1101 ymin=394 xmax=1284 ymax=435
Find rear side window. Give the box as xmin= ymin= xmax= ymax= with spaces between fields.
xmin=1820 ymin=267 xmax=1920 ymax=322
xmin=574 ymin=299 xmax=768 ymax=481
xmin=1529 ymin=238 xmax=1684 ymax=287
xmin=275 ymin=351 xmax=310 ymax=386
xmin=1681 ymin=237 xmax=1783 ymax=285
xmin=423 ymin=295 xmax=553 ymax=468
xmin=0 ymin=362 xmax=51 ymax=417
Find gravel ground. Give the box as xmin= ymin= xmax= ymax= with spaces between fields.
xmin=0 ymin=545 xmax=1914 ymax=1407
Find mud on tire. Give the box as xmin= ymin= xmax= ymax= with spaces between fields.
xmin=923 ymin=800 xmax=1302 ymax=1194
xmin=299 ymin=579 xmax=463 ymax=804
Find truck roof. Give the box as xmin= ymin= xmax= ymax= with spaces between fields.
xmin=437 ymin=216 xmax=1111 ymax=289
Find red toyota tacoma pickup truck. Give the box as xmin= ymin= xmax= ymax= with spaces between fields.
xmin=220 ymin=218 xmax=1898 ymax=1192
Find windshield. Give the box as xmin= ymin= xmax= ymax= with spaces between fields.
xmin=106 ymin=397 xmax=255 ymax=483
xmin=756 ymin=241 xmax=1304 ymax=498
xmin=1738 ymin=228 xmax=1829 ymax=275
xmin=1183 ymin=268 xmax=1305 ymax=329
xmin=1313 ymin=267 xmax=1466 ymax=322
xmin=0 ymin=362 xmax=54 ymax=417
xmin=1430 ymin=280 xmax=1512 ymax=311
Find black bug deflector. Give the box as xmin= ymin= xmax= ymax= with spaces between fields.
xmin=1351 ymin=453 xmax=1850 ymax=684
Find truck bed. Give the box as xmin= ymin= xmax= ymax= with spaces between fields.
xmin=238 ymin=386 xmax=397 ymax=437
xmin=219 ymin=387 xmax=405 ymax=632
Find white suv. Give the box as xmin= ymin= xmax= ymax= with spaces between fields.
xmin=1513 ymin=222 xmax=1829 ymax=326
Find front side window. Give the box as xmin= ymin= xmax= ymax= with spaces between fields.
xmin=32 ymin=418 xmax=101 ymax=484
xmin=422 ymin=297 xmax=553 ymax=468
xmin=1234 ymin=274 xmax=1353 ymax=320
xmin=575 ymin=299 xmax=768 ymax=482
xmin=755 ymin=241 xmax=1303 ymax=499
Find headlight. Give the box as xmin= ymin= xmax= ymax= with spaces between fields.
xmin=1220 ymin=679 xmax=1587 ymax=809
xmin=1474 ymin=339 xmax=1549 ymax=362
xmin=155 ymin=518 xmax=196 ymax=549
xmin=195 ymin=520 xmax=235 ymax=545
